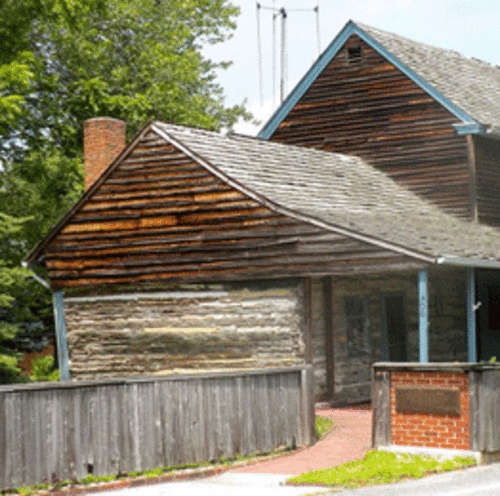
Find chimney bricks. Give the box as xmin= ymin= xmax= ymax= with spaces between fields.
xmin=83 ymin=117 xmax=126 ymax=190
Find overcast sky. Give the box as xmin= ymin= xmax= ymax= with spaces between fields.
xmin=202 ymin=0 xmax=500 ymax=135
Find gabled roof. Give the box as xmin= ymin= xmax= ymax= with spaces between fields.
xmin=260 ymin=20 xmax=500 ymax=139
xmin=153 ymin=123 xmax=500 ymax=266
xmin=26 ymin=121 xmax=500 ymax=270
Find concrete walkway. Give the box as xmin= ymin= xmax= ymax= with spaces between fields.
xmin=98 ymin=473 xmax=330 ymax=496
xmin=231 ymin=404 xmax=373 ymax=475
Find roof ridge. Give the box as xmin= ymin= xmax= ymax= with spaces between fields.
xmin=354 ymin=20 xmax=497 ymax=70
xmin=155 ymin=121 xmax=363 ymax=161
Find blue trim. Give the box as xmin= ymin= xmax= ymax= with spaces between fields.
xmin=418 ymin=270 xmax=429 ymax=363
xmin=454 ymin=123 xmax=487 ymax=135
xmin=53 ymin=290 xmax=71 ymax=381
xmin=466 ymin=268 xmax=477 ymax=363
xmin=259 ymin=21 xmax=477 ymax=139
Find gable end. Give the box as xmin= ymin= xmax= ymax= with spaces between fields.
xmin=259 ymin=20 xmax=476 ymax=140
xmin=39 ymin=130 xmax=424 ymax=289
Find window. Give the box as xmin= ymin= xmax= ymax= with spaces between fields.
xmin=344 ymin=295 xmax=370 ymax=357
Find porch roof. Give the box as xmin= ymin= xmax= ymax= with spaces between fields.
xmin=154 ymin=122 xmax=500 ymax=267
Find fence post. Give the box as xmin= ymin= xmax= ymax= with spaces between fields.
xmin=300 ymin=365 xmax=315 ymax=446
xmin=469 ymin=369 xmax=480 ymax=451
xmin=372 ymin=365 xmax=391 ymax=449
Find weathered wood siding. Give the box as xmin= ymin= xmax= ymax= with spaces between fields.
xmin=372 ymin=369 xmax=391 ymax=448
xmin=0 ymin=366 xmax=315 ymax=491
xmin=311 ymin=268 xmax=467 ymax=403
xmin=64 ymin=281 xmax=306 ymax=380
xmin=475 ymin=369 xmax=500 ymax=452
xmin=44 ymin=129 xmax=425 ymax=289
xmin=270 ymin=34 xmax=473 ymax=220
xmin=475 ymin=136 xmax=500 ymax=227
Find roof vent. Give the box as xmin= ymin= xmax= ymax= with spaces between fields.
xmin=347 ymin=45 xmax=363 ymax=66
xmin=83 ymin=117 xmax=126 ymax=190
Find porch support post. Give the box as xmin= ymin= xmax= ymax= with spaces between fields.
xmin=418 ymin=270 xmax=429 ymax=363
xmin=466 ymin=267 xmax=477 ymax=362
xmin=53 ymin=290 xmax=71 ymax=381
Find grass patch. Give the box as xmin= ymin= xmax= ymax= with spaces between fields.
xmin=288 ymin=450 xmax=477 ymax=489
xmin=315 ymin=416 xmax=334 ymax=440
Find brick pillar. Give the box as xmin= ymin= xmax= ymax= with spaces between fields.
xmin=83 ymin=117 xmax=126 ymax=190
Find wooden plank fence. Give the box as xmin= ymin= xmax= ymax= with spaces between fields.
xmin=0 ymin=365 xmax=315 ymax=491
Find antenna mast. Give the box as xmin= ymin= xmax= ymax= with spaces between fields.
xmin=256 ymin=3 xmax=320 ymax=105
xmin=279 ymin=7 xmax=287 ymax=103
xmin=256 ymin=3 xmax=263 ymax=106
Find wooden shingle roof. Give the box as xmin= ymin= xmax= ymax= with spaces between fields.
xmin=155 ymin=122 xmax=500 ymax=265
xmin=357 ymin=22 xmax=500 ymax=130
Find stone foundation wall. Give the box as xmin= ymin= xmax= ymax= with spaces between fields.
xmin=64 ymin=281 xmax=305 ymax=380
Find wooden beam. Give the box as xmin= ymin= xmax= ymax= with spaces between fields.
xmin=466 ymin=134 xmax=478 ymax=222
xmin=52 ymin=290 xmax=71 ymax=381
xmin=418 ymin=270 xmax=429 ymax=363
xmin=466 ymin=267 xmax=477 ymax=362
xmin=324 ymin=277 xmax=334 ymax=400
xmin=303 ymin=278 xmax=314 ymax=365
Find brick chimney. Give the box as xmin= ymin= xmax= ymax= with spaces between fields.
xmin=83 ymin=117 xmax=126 ymax=190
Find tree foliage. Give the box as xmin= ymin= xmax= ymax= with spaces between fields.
xmin=5 ymin=0 xmax=247 ymax=160
xmin=0 ymin=0 xmax=247 ymax=382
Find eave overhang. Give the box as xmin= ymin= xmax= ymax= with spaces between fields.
xmin=436 ymin=256 xmax=500 ymax=270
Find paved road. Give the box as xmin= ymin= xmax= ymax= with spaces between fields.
xmin=331 ymin=463 xmax=500 ymax=495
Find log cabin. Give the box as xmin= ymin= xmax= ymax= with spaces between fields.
xmin=25 ymin=114 xmax=500 ymax=403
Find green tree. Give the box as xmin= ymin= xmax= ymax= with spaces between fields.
xmin=6 ymin=0 xmax=248 ymax=160
xmin=0 ymin=213 xmax=51 ymax=384
xmin=0 ymin=0 xmax=106 ymax=154
xmin=0 ymin=0 xmax=249 ymax=382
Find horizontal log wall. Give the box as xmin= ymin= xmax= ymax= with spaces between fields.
xmin=44 ymin=130 xmax=424 ymax=289
xmin=0 ymin=366 xmax=315 ymax=491
xmin=475 ymin=136 xmax=500 ymax=227
xmin=63 ymin=281 xmax=306 ymax=380
xmin=270 ymin=34 xmax=472 ymax=220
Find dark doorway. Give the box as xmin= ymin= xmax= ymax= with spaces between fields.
xmin=381 ymin=293 xmax=407 ymax=361
xmin=476 ymin=269 xmax=500 ymax=361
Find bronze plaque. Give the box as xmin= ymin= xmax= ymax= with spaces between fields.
xmin=395 ymin=387 xmax=461 ymax=416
